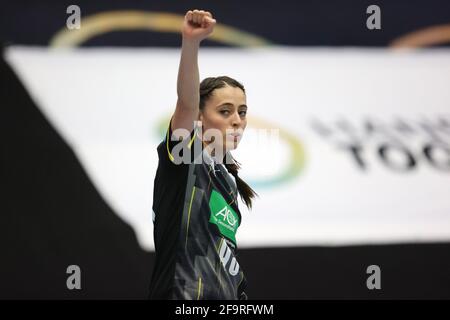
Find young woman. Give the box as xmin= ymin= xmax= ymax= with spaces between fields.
xmin=149 ymin=9 xmax=257 ymax=300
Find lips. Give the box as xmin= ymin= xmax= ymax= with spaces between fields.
xmin=227 ymin=129 xmax=243 ymax=137
xmin=227 ymin=133 xmax=241 ymax=141
xmin=225 ymin=129 xmax=243 ymax=145
xmin=227 ymin=134 xmax=241 ymax=145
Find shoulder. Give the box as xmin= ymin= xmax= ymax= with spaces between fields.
xmin=157 ymin=116 xmax=200 ymax=166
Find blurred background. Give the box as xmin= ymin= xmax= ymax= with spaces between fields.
xmin=1 ymin=0 xmax=450 ymax=299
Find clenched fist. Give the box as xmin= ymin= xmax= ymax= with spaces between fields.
xmin=182 ymin=10 xmax=216 ymax=43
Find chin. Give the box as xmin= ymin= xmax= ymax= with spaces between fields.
xmin=225 ymin=140 xmax=239 ymax=151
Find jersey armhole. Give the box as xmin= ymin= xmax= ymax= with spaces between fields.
xmin=164 ymin=116 xmax=199 ymax=164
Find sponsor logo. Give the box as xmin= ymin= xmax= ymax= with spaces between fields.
xmin=209 ymin=190 xmax=239 ymax=244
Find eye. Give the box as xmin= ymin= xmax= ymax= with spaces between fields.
xmin=239 ymin=110 xmax=247 ymax=116
xmin=220 ymin=110 xmax=230 ymax=116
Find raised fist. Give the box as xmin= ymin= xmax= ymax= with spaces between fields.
xmin=182 ymin=9 xmax=216 ymax=42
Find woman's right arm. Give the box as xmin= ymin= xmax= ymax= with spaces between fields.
xmin=171 ymin=10 xmax=216 ymax=134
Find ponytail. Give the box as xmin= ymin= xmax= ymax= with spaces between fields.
xmin=224 ymin=156 xmax=258 ymax=210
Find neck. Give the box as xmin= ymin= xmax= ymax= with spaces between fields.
xmin=202 ymin=140 xmax=227 ymax=164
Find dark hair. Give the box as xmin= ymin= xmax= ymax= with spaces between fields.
xmin=199 ymin=76 xmax=258 ymax=209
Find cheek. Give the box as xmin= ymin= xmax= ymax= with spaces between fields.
xmin=201 ymin=115 xmax=227 ymax=140
xmin=209 ymin=114 xmax=228 ymax=130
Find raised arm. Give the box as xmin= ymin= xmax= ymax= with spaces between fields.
xmin=171 ymin=10 xmax=216 ymax=134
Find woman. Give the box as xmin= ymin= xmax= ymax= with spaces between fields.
xmin=149 ymin=9 xmax=257 ymax=300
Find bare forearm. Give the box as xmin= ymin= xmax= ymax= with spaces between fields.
xmin=171 ymin=10 xmax=215 ymax=132
xmin=176 ymin=38 xmax=200 ymax=110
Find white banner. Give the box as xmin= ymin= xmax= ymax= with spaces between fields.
xmin=6 ymin=46 xmax=450 ymax=250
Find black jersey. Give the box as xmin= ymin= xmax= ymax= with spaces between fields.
xmin=149 ymin=118 xmax=248 ymax=300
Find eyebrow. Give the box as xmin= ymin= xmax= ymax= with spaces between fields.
xmin=216 ymin=103 xmax=248 ymax=108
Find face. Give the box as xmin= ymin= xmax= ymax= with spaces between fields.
xmin=198 ymin=84 xmax=248 ymax=153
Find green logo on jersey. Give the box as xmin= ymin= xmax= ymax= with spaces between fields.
xmin=208 ymin=190 xmax=240 ymax=244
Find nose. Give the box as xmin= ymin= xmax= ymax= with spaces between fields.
xmin=231 ymin=111 xmax=242 ymax=127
